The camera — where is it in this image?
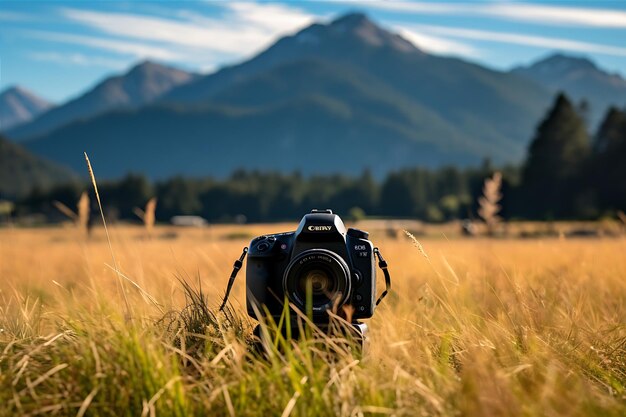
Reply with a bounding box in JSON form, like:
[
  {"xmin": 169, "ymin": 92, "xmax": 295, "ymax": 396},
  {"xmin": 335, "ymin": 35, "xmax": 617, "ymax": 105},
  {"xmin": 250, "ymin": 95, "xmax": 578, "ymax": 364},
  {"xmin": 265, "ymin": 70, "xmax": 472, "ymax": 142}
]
[{"xmin": 244, "ymin": 209, "xmax": 389, "ymax": 323}]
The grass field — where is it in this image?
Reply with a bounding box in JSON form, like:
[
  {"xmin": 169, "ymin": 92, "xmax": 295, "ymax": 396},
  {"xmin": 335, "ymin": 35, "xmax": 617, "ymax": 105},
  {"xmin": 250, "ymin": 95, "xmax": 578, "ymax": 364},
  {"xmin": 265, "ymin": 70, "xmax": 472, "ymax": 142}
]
[{"xmin": 0, "ymin": 224, "xmax": 625, "ymax": 416}]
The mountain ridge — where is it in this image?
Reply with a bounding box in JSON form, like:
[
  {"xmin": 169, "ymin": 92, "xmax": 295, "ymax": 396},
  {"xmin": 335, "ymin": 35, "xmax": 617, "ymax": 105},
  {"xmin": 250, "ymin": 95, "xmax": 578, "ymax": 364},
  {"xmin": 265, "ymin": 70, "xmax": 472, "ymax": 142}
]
[
  {"xmin": 7, "ymin": 61, "xmax": 199, "ymax": 141},
  {"xmin": 0, "ymin": 86, "xmax": 53, "ymax": 131},
  {"xmin": 512, "ymin": 53, "xmax": 626, "ymax": 126}
]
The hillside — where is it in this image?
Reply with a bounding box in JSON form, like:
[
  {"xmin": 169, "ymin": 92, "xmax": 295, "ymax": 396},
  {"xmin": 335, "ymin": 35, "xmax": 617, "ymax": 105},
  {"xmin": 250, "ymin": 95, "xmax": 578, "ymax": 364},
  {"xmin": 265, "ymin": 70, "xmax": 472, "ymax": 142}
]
[
  {"xmin": 0, "ymin": 86, "xmax": 53, "ymax": 131},
  {"xmin": 25, "ymin": 92, "xmax": 486, "ymax": 179},
  {"xmin": 0, "ymin": 135, "xmax": 77, "ymax": 198},
  {"xmin": 21, "ymin": 13, "xmax": 554, "ymax": 179},
  {"xmin": 8, "ymin": 61, "xmax": 198, "ymax": 141}
]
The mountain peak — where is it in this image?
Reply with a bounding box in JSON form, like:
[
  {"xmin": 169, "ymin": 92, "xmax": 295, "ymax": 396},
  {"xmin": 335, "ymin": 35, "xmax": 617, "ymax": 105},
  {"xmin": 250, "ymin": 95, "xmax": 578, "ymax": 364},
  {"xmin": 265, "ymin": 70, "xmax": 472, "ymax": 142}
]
[
  {"xmin": 2, "ymin": 85, "xmax": 24, "ymax": 95},
  {"xmin": 330, "ymin": 12, "xmax": 371, "ymax": 28},
  {"xmin": 7, "ymin": 61, "xmax": 197, "ymax": 140},
  {"xmin": 295, "ymin": 11, "xmax": 419, "ymax": 54},
  {"xmin": 131, "ymin": 59, "xmax": 160, "ymax": 70},
  {"xmin": 127, "ymin": 60, "xmax": 182, "ymax": 76},
  {"xmin": 512, "ymin": 52, "xmax": 626, "ymax": 128},
  {"xmin": 1, "ymin": 85, "xmax": 44, "ymax": 100},
  {"xmin": 533, "ymin": 53, "xmax": 597, "ymax": 72},
  {"xmin": 1, "ymin": 85, "xmax": 53, "ymax": 131}
]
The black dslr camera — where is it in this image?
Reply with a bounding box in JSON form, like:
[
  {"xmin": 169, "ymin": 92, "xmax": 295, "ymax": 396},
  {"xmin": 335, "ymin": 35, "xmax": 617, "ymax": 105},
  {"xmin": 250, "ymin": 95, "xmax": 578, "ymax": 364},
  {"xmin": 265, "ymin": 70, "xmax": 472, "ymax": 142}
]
[{"xmin": 220, "ymin": 209, "xmax": 391, "ymax": 332}]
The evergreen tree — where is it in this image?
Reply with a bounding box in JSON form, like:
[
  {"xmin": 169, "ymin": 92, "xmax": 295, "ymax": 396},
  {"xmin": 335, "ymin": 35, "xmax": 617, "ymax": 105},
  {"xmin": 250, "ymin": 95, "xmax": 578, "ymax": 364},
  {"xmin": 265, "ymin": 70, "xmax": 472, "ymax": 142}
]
[
  {"xmin": 379, "ymin": 173, "xmax": 413, "ymax": 217},
  {"xmin": 593, "ymin": 107, "xmax": 626, "ymax": 153},
  {"xmin": 101, "ymin": 174, "xmax": 153, "ymax": 219},
  {"xmin": 520, "ymin": 93, "xmax": 591, "ymax": 218},
  {"xmin": 592, "ymin": 107, "xmax": 626, "ymax": 211},
  {"xmin": 156, "ymin": 177, "xmax": 202, "ymax": 219}
]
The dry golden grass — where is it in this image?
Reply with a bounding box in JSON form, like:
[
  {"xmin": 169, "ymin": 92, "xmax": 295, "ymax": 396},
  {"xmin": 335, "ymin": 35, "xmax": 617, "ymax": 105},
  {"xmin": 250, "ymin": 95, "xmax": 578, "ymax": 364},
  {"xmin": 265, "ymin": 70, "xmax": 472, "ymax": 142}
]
[{"xmin": 0, "ymin": 224, "xmax": 624, "ymax": 416}]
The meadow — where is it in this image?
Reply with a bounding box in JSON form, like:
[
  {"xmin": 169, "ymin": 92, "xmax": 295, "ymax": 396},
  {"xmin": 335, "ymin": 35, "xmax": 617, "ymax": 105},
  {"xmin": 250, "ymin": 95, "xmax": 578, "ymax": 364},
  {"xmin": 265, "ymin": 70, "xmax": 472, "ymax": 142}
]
[{"xmin": 0, "ymin": 223, "xmax": 624, "ymax": 416}]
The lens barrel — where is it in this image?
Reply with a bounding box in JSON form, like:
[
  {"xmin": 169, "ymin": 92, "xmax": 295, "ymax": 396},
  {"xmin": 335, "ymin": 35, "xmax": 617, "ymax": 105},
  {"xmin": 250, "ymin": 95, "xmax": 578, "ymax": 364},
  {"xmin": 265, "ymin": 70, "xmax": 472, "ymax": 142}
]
[{"xmin": 283, "ymin": 249, "xmax": 351, "ymax": 313}]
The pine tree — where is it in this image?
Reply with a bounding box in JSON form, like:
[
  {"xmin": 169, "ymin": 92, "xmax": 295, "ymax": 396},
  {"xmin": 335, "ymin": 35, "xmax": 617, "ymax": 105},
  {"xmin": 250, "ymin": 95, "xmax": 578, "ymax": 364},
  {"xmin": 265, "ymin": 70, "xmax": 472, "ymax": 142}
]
[
  {"xmin": 592, "ymin": 107, "xmax": 626, "ymax": 211},
  {"xmin": 521, "ymin": 93, "xmax": 591, "ymax": 218},
  {"xmin": 379, "ymin": 173, "xmax": 413, "ymax": 217},
  {"xmin": 594, "ymin": 107, "xmax": 626, "ymax": 153}
]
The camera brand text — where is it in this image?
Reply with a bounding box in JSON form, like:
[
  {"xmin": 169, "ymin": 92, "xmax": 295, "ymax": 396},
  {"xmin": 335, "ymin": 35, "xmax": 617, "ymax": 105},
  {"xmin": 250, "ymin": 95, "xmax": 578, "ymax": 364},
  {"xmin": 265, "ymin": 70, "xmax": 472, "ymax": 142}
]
[{"xmin": 307, "ymin": 225, "xmax": 333, "ymax": 231}]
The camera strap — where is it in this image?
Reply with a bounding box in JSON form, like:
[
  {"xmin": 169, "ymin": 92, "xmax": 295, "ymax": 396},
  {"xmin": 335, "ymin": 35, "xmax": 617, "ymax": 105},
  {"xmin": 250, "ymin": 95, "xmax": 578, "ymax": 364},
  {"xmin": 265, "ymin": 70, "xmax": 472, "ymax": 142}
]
[
  {"xmin": 219, "ymin": 247, "xmax": 248, "ymax": 311},
  {"xmin": 374, "ymin": 247, "xmax": 391, "ymax": 306}
]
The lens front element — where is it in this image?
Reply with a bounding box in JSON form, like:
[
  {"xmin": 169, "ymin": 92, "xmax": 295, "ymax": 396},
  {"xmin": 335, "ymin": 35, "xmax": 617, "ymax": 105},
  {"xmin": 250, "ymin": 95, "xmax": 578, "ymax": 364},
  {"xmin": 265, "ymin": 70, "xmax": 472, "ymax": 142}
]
[
  {"xmin": 301, "ymin": 269, "xmax": 333, "ymax": 295},
  {"xmin": 284, "ymin": 249, "xmax": 351, "ymax": 313}
]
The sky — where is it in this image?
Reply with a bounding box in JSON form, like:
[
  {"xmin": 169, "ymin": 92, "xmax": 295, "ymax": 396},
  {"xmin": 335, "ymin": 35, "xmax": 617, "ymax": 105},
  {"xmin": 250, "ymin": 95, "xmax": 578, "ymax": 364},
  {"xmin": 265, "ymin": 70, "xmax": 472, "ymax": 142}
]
[{"xmin": 1, "ymin": 0, "xmax": 626, "ymax": 103}]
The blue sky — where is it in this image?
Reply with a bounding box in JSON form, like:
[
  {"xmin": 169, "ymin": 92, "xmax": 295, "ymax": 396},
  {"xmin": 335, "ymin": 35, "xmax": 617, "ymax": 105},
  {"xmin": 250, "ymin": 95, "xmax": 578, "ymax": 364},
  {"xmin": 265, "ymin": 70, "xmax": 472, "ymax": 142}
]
[{"xmin": 1, "ymin": 1, "xmax": 626, "ymax": 103}]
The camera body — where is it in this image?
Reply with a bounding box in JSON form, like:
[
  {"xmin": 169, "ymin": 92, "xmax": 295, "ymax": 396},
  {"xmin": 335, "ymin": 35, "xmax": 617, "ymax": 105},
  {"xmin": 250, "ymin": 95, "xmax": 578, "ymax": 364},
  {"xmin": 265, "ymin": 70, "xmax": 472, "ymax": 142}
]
[{"xmin": 246, "ymin": 209, "xmax": 376, "ymax": 322}]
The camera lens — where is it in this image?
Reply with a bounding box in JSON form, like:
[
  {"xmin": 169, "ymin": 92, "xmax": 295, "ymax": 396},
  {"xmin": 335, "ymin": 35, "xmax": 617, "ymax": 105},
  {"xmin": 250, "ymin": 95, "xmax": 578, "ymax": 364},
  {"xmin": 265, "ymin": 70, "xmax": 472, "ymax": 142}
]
[
  {"xmin": 300, "ymin": 269, "xmax": 333, "ymax": 295},
  {"xmin": 283, "ymin": 249, "xmax": 351, "ymax": 314}
]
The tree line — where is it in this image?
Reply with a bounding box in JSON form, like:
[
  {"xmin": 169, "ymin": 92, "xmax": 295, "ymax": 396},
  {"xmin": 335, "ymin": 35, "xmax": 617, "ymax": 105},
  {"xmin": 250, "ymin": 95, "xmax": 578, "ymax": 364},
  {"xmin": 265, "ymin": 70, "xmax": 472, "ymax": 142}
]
[{"xmin": 12, "ymin": 93, "xmax": 626, "ymax": 223}]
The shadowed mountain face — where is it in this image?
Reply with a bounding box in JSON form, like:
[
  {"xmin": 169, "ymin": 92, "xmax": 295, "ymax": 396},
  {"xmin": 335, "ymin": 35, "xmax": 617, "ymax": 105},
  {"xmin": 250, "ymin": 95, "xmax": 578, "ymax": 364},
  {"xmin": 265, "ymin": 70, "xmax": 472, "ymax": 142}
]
[
  {"xmin": 0, "ymin": 86, "xmax": 53, "ymax": 131},
  {"xmin": 7, "ymin": 61, "xmax": 198, "ymax": 141},
  {"xmin": 512, "ymin": 53, "xmax": 626, "ymax": 127},
  {"xmin": 22, "ymin": 13, "xmax": 554, "ymax": 179},
  {"xmin": 0, "ymin": 135, "xmax": 77, "ymax": 198}
]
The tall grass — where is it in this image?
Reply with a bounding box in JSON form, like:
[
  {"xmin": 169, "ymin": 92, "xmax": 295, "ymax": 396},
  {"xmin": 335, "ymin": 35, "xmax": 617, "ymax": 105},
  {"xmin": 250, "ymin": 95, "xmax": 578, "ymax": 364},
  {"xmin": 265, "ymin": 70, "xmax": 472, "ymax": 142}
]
[{"xmin": 0, "ymin": 226, "xmax": 624, "ymax": 416}]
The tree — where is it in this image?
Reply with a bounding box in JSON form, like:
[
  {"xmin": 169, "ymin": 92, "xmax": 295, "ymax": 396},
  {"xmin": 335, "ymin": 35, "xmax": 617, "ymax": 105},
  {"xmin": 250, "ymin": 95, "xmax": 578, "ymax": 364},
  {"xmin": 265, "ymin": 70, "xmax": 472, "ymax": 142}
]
[
  {"xmin": 593, "ymin": 107, "xmax": 626, "ymax": 154},
  {"xmin": 520, "ymin": 93, "xmax": 591, "ymax": 218},
  {"xmin": 379, "ymin": 173, "xmax": 413, "ymax": 217},
  {"xmin": 101, "ymin": 174, "xmax": 153, "ymax": 219},
  {"xmin": 592, "ymin": 107, "xmax": 626, "ymax": 211},
  {"xmin": 156, "ymin": 177, "xmax": 202, "ymax": 219}
]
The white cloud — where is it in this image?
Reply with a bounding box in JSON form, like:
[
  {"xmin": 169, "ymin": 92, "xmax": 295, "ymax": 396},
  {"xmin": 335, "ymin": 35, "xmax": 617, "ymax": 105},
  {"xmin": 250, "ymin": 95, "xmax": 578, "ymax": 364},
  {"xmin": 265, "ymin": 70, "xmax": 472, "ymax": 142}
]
[
  {"xmin": 407, "ymin": 24, "xmax": 626, "ymax": 57},
  {"xmin": 481, "ymin": 3, "xmax": 626, "ymax": 28},
  {"xmin": 223, "ymin": 2, "xmax": 317, "ymax": 33},
  {"xmin": 395, "ymin": 27, "xmax": 482, "ymax": 58},
  {"xmin": 58, "ymin": 2, "xmax": 317, "ymax": 58},
  {"xmin": 28, "ymin": 52, "xmax": 127, "ymax": 69},
  {"xmin": 358, "ymin": 1, "xmax": 626, "ymax": 28},
  {"xmin": 26, "ymin": 30, "xmax": 181, "ymax": 60}
]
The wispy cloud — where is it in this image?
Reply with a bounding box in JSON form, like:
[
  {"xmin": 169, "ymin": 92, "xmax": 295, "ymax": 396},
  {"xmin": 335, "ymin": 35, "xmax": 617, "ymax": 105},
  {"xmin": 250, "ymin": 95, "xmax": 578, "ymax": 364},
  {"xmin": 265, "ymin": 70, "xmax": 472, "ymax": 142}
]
[
  {"xmin": 360, "ymin": 1, "xmax": 626, "ymax": 28},
  {"xmin": 25, "ymin": 30, "xmax": 181, "ymax": 60},
  {"xmin": 480, "ymin": 3, "xmax": 626, "ymax": 28},
  {"xmin": 395, "ymin": 28, "xmax": 481, "ymax": 58},
  {"xmin": 406, "ymin": 24, "xmax": 626, "ymax": 57},
  {"xmin": 57, "ymin": 2, "xmax": 317, "ymax": 60},
  {"xmin": 28, "ymin": 52, "xmax": 127, "ymax": 69},
  {"xmin": 222, "ymin": 2, "xmax": 317, "ymax": 33}
]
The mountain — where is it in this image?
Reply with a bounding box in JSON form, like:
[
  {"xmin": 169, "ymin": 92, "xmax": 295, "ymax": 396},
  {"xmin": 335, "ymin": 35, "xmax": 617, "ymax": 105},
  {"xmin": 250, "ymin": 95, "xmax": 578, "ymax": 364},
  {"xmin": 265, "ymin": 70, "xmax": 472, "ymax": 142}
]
[
  {"xmin": 164, "ymin": 13, "xmax": 420, "ymax": 103},
  {"xmin": 163, "ymin": 12, "xmax": 551, "ymax": 154},
  {"xmin": 0, "ymin": 86, "xmax": 53, "ymax": 131},
  {"xmin": 512, "ymin": 53, "xmax": 626, "ymax": 126},
  {"xmin": 7, "ymin": 61, "xmax": 198, "ymax": 141},
  {"xmin": 0, "ymin": 135, "xmax": 77, "ymax": 198},
  {"xmin": 24, "ymin": 60, "xmax": 500, "ymax": 179},
  {"xmin": 22, "ymin": 13, "xmax": 553, "ymax": 179}
]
